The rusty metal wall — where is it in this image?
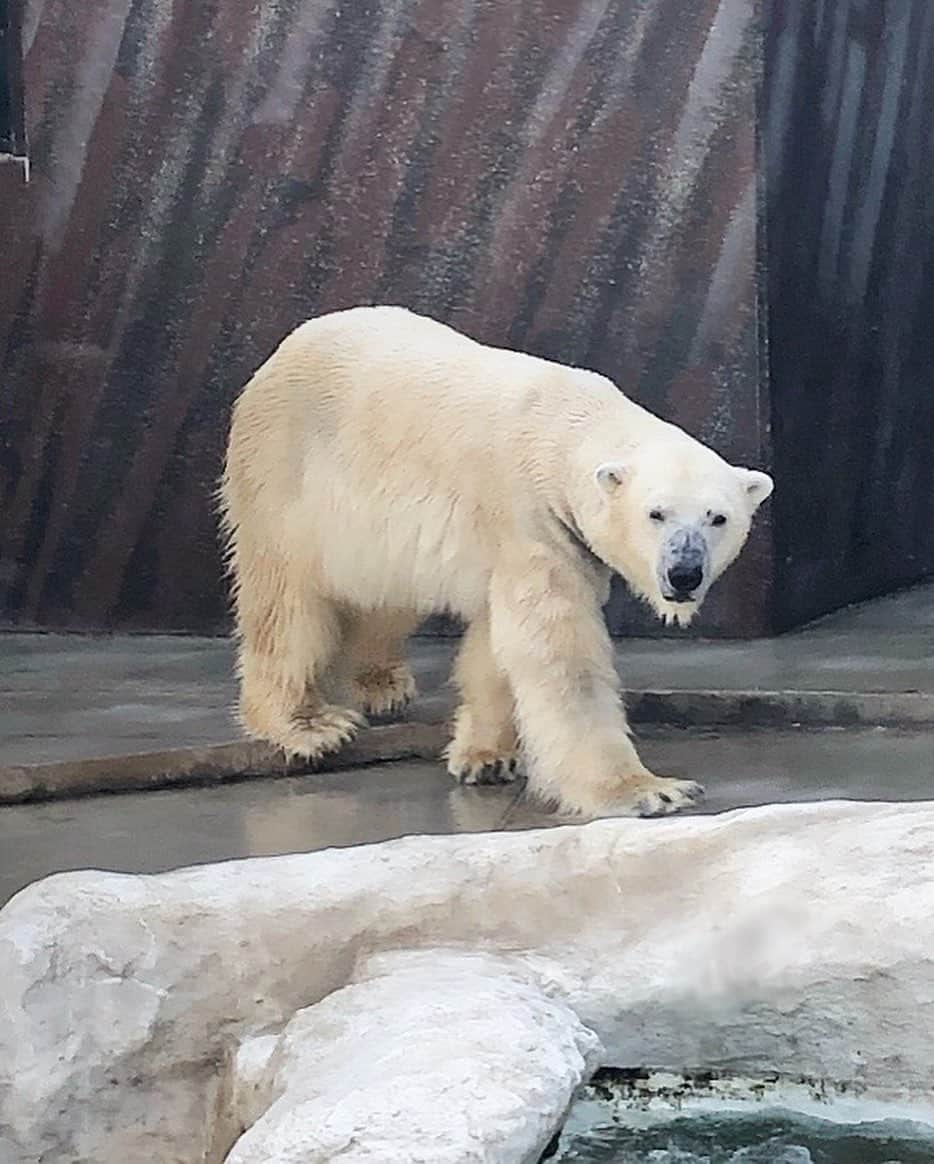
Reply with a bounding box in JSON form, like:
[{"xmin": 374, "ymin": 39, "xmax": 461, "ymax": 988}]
[
  {"xmin": 764, "ymin": 0, "xmax": 934, "ymax": 628},
  {"xmin": 0, "ymin": 0, "xmax": 768, "ymax": 634}
]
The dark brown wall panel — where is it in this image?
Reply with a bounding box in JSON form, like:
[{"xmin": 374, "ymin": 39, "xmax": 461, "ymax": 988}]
[
  {"xmin": 0, "ymin": 0, "xmax": 27, "ymax": 157},
  {"xmin": 0, "ymin": 0, "xmax": 768, "ymax": 634},
  {"xmin": 764, "ymin": 0, "xmax": 934, "ymax": 628}
]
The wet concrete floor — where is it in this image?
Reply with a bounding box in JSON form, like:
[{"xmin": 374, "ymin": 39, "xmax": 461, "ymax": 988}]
[
  {"xmin": 2, "ymin": 724, "xmax": 931, "ymax": 906},
  {"xmin": 2, "ymin": 584, "xmax": 932, "ymax": 905}
]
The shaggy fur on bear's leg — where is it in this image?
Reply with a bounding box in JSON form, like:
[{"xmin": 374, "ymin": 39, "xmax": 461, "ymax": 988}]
[
  {"xmin": 232, "ymin": 543, "xmax": 363, "ymax": 760},
  {"xmin": 346, "ymin": 608, "xmax": 418, "ymax": 718},
  {"xmin": 445, "ymin": 616, "xmax": 520, "ymax": 786},
  {"xmin": 489, "ymin": 547, "xmax": 704, "ymax": 818}
]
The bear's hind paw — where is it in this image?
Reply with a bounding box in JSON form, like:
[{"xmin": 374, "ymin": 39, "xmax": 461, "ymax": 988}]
[
  {"xmin": 281, "ymin": 705, "xmax": 365, "ymax": 761},
  {"xmin": 353, "ymin": 663, "xmax": 417, "ymax": 719}
]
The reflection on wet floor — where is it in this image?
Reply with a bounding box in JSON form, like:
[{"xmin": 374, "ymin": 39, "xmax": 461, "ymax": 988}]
[{"xmin": 2, "ymin": 725, "xmax": 932, "ymax": 906}]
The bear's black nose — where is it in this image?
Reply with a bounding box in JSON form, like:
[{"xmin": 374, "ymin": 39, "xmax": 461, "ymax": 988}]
[{"xmin": 667, "ymin": 564, "xmax": 703, "ymax": 596}]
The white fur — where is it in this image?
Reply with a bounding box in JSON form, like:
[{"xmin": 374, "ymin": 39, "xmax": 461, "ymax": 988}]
[{"xmin": 220, "ymin": 306, "xmax": 772, "ymax": 817}]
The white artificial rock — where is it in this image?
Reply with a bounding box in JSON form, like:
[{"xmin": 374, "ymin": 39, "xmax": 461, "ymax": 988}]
[
  {"xmin": 0, "ymin": 801, "xmax": 933, "ymax": 1163},
  {"xmin": 225, "ymin": 949, "xmax": 602, "ymax": 1163}
]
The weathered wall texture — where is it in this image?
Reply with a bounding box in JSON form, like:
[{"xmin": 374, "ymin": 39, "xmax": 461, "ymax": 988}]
[
  {"xmin": 764, "ymin": 0, "xmax": 934, "ymax": 628},
  {"xmin": 0, "ymin": 0, "xmax": 26, "ymax": 156},
  {"xmin": 0, "ymin": 0, "xmax": 765, "ymax": 634}
]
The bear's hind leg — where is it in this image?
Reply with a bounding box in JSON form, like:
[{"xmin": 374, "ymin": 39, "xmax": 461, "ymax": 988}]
[
  {"xmin": 234, "ymin": 550, "xmax": 363, "ymax": 760},
  {"xmin": 346, "ymin": 608, "xmax": 419, "ymax": 719},
  {"xmin": 445, "ymin": 616, "xmax": 521, "ymax": 786}
]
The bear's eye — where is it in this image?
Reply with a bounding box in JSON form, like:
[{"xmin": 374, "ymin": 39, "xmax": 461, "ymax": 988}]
[
  {"xmin": 711, "ymin": 513, "xmax": 728, "ymax": 527},
  {"xmin": 649, "ymin": 509, "xmax": 665, "ymax": 523}
]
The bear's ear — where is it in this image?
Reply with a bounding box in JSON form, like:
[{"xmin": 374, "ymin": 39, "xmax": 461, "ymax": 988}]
[
  {"xmin": 594, "ymin": 462, "xmax": 627, "ymax": 495},
  {"xmin": 736, "ymin": 468, "xmax": 774, "ymax": 511}
]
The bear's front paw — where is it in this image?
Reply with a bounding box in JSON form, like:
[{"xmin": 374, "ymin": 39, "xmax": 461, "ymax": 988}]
[
  {"xmin": 352, "ymin": 663, "xmax": 417, "ymax": 719},
  {"xmin": 445, "ymin": 743, "xmax": 522, "ymax": 786},
  {"xmin": 610, "ymin": 773, "xmax": 704, "ymax": 818}
]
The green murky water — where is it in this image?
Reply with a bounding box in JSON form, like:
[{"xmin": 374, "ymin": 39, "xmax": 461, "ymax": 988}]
[{"xmin": 548, "ymin": 1108, "xmax": 934, "ymax": 1163}]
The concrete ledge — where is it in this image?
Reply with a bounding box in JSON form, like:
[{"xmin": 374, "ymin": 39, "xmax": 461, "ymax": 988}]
[
  {"xmin": 0, "ymin": 721, "xmax": 445, "ymax": 806},
  {"xmin": 626, "ymin": 687, "xmax": 934, "ymax": 730},
  {"xmin": 3, "ymin": 687, "xmax": 932, "ymax": 806}
]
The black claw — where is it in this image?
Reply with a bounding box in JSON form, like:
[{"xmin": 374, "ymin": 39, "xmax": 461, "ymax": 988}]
[
  {"xmin": 659, "ymin": 792, "xmax": 672, "ymax": 805},
  {"xmin": 468, "ymin": 758, "xmax": 517, "ymax": 786}
]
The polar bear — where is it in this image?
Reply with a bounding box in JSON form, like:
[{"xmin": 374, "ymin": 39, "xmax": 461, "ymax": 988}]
[{"xmin": 220, "ymin": 306, "xmax": 772, "ymax": 817}]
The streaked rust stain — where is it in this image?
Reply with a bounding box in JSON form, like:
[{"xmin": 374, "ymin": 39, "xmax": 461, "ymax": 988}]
[{"xmin": 1, "ymin": 0, "xmax": 766, "ymax": 634}]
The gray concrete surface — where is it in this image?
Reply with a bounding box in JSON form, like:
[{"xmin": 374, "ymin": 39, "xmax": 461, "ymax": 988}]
[
  {"xmin": 3, "ymin": 584, "xmax": 933, "ymax": 768},
  {"xmin": 1, "ymin": 586, "xmax": 932, "ymax": 904},
  {"xmin": 1, "ymin": 724, "xmax": 932, "ymax": 906}
]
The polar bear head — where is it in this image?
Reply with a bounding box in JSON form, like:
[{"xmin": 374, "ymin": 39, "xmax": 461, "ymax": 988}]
[{"xmin": 582, "ymin": 439, "xmax": 773, "ymax": 626}]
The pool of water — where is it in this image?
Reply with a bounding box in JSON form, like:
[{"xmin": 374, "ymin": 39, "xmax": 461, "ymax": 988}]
[
  {"xmin": 545, "ymin": 1073, "xmax": 934, "ymax": 1164},
  {"xmin": 549, "ymin": 1108, "xmax": 934, "ymax": 1162}
]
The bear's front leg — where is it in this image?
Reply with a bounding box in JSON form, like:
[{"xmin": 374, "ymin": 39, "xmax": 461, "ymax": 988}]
[{"xmin": 489, "ymin": 549, "xmax": 704, "ymax": 818}]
